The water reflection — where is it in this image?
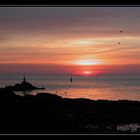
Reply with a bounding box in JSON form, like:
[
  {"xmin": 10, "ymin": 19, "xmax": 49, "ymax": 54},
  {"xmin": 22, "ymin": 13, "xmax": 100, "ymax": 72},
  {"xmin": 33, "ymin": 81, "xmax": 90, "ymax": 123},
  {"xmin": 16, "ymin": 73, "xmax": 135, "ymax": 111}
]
[{"xmin": 3, "ymin": 75, "xmax": 140, "ymax": 101}]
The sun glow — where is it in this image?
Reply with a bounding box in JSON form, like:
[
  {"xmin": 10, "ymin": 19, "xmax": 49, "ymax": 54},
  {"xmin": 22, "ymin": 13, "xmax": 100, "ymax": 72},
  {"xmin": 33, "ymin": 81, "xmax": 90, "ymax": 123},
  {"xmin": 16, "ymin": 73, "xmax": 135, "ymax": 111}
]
[
  {"xmin": 72, "ymin": 40, "xmax": 95, "ymax": 45},
  {"xmin": 75, "ymin": 59, "xmax": 101, "ymax": 66}
]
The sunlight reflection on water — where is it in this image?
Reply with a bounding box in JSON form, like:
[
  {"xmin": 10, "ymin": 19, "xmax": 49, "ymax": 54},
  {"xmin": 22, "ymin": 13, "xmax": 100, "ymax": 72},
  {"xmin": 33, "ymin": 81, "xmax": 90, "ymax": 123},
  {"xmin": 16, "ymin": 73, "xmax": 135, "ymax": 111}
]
[{"xmin": 1, "ymin": 75, "xmax": 140, "ymax": 101}]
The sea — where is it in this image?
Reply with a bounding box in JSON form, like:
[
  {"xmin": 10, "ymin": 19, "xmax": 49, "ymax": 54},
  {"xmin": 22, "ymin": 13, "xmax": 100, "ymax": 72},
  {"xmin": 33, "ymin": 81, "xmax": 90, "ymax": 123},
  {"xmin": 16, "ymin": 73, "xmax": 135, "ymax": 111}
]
[{"xmin": 0, "ymin": 75, "xmax": 140, "ymax": 101}]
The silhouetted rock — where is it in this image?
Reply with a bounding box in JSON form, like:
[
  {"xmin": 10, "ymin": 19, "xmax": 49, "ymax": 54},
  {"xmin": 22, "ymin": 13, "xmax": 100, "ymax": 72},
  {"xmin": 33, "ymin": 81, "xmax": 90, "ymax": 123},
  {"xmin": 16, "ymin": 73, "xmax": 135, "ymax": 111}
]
[
  {"xmin": 5, "ymin": 76, "xmax": 45, "ymax": 92},
  {"xmin": 0, "ymin": 87, "xmax": 140, "ymax": 134},
  {"xmin": 35, "ymin": 92, "xmax": 61, "ymax": 101},
  {"xmin": 13, "ymin": 80, "xmax": 43, "ymax": 91},
  {"xmin": 0, "ymin": 87, "xmax": 16, "ymax": 98}
]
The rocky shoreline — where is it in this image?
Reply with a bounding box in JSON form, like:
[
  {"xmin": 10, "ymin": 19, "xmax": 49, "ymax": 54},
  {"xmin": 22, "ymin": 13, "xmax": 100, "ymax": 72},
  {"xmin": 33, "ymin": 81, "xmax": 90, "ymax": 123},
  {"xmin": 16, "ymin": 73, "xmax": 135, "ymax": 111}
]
[{"xmin": 0, "ymin": 86, "xmax": 140, "ymax": 134}]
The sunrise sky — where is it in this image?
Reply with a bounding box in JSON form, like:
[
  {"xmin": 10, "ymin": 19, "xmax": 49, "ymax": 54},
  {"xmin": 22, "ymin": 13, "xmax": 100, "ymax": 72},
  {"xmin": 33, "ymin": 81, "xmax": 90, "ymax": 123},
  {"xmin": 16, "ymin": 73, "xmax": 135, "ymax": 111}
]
[{"xmin": 0, "ymin": 7, "xmax": 140, "ymax": 76}]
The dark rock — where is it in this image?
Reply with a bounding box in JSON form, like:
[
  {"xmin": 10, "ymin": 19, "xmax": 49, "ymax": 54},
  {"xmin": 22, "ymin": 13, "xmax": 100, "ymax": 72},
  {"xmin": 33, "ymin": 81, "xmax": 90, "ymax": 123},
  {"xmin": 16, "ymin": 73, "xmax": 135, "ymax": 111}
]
[
  {"xmin": 0, "ymin": 86, "xmax": 140, "ymax": 134},
  {"xmin": 5, "ymin": 76, "xmax": 45, "ymax": 92}
]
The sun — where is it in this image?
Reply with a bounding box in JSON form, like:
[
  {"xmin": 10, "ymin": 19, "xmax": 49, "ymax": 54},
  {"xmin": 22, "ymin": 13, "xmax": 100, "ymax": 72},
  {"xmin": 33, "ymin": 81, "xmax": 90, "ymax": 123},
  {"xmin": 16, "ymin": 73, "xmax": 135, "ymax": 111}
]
[
  {"xmin": 75, "ymin": 59, "xmax": 101, "ymax": 66},
  {"xmin": 84, "ymin": 71, "xmax": 91, "ymax": 74},
  {"xmin": 83, "ymin": 71, "xmax": 92, "ymax": 76},
  {"xmin": 71, "ymin": 59, "xmax": 102, "ymax": 76},
  {"xmin": 73, "ymin": 69, "xmax": 99, "ymax": 76}
]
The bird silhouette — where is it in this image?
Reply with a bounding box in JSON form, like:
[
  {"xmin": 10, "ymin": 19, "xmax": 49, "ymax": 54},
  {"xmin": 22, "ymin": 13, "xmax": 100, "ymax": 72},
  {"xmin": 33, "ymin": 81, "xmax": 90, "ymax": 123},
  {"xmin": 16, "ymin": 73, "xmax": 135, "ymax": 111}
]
[{"xmin": 117, "ymin": 30, "xmax": 123, "ymax": 45}]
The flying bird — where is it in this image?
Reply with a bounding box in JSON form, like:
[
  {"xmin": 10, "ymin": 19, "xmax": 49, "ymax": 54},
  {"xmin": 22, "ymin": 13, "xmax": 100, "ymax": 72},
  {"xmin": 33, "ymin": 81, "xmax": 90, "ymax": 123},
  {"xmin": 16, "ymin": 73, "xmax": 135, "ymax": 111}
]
[{"xmin": 117, "ymin": 30, "xmax": 123, "ymax": 45}]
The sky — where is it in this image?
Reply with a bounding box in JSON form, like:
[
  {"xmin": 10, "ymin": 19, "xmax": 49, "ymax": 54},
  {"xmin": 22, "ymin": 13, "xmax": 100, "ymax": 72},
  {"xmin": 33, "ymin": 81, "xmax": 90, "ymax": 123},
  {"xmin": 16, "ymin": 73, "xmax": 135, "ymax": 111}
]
[{"xmin": 0, "ymin": 7, "xmax": 140, "ymax": 76}]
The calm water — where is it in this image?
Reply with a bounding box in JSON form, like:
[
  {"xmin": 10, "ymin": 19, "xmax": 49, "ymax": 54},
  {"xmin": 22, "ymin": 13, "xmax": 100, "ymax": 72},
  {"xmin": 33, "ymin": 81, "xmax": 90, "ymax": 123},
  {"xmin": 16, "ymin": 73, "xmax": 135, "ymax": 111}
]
[{"xmin": 0, "ymin": 75, "xmax": 140, "ymax": 101}]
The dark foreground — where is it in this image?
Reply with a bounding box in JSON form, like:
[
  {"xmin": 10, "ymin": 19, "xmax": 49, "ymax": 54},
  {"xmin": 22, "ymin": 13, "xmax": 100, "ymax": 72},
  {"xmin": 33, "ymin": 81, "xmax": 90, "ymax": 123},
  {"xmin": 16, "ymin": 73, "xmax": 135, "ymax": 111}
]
[{"xmin": 0, "ymin": 87, "xmax": 140, "ymax": 134}]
